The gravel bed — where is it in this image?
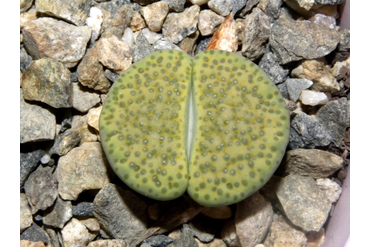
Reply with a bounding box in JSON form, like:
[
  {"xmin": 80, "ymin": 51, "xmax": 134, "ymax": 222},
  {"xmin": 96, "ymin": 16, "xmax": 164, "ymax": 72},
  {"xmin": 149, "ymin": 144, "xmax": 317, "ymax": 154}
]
[{"xmin": 20, "ymin": 0, "xmax": 350, "ymax": 247}]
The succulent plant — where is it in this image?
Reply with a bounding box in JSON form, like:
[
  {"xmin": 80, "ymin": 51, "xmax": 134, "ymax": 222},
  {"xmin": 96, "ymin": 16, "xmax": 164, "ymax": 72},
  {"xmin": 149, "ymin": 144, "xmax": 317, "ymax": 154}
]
[{"xmin": 99, "ymin": 49, "xmax": 290, "ymax": 207}]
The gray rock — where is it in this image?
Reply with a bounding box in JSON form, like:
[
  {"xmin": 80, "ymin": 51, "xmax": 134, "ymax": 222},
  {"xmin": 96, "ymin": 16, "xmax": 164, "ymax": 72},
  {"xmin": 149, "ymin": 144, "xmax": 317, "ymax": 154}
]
[
  {"xmin": 71, "ymin": 82, "xmax": 101, "ymax": 113},
  {"xmin": 55, "ymin": 142, "xmax": 110, "ymax": 200},
  {"xmin": 35, "ymin": 0, "xmax": 94, "ymax": 26},
  {"xmin": 20, "ymin": 90, "xmax": 56, "ymax": 143},
  {"xmin": 258, "ymin": 48, "xmax": 290, "ymax": 84},
  {"xmin": 43, "ymin": 197, "xmax": 72, "ymax": 229},
  {"xmin": 73, "ymin": 202, "xmax": 95, "ymax": 217},
  {"xmin": 279, "ymin": 148, "xmax": 344, "ymax": 178},
  {"xmin": 208, "ymin": 0, "xmax": 233, "ymax": 16},
  {"xmin": 232, "ymin": 0, "xmax": 248, "ymax": 15},
  {"xmin": 263, "ymin": 214, "xmax": 307, "ymax": 247},
  {"xmin": 20, "ymin": 149, "xmax": 45, "ymax": 188},
  {"xmin": 285, "ymin": 78, "xmax": 313, "ymax": 102},
  {"xmin": 143, "ymin": 235, "xmax": 174, "ymax": 247},
  {"xmin": 71, "ymin": 115, "xmax": 98, "ymax": 144},
  {"xmin": 276, "ymin": 82, "xmax": 289, "ymax": 100},
  {"xmin": 20, "ymin": 223, "xmax": 51, "ymax": 245},
  {"xmin": 338, "ymin": 28, "xmax": 350, "ymax": 52},
  {"xmin": 21, "ymin": 58, "xmax": 72, "ymax": 108},
  {"xmin": 168, "ymin": 224, "xmax": 199, "ymax": 247},
  {"xmin": 153, "ymin": 39, "xmax": 182, "ymax": 51},
  {"xmin": 105, "ymin": 69, "xmax": 120, "ymax": 83},
  {"xmin": 235, "ymin": 192, "xmax": 274, "ymax": 247},
  {"xmin": 163, "ymin": 0, "xmax": 186, "ymax": 12},
  {"xmin": 20, "ymin": 47, "xmax": 33, "ymax": 73},
  {"xmin": 198, "ymin": 10, "xmax": 225, "ymax": 36},
  {"xmin": 276, "ymin": 174, "xmax": 332, "ymax": 232},
  {"xmin": 195, "ymin": 37, "xmax": 212, "ymax": 55},
  {"xmin": 22, "ymin": 17, "xmax": 91, "ymax": 68},
  {"xmin": 258, "ymin": 0, "xmax": 284, "ymax": 19},
  {"xmin": 289, "ymin": 111, "xmax": 331, "ymax": 149},
  {"xmin": 316, "ymin": 98, "xmax": 350, "ymax": 146},
  {"xmin": 270, "ymin": 16, "xmax": 341, "ymax": 64},
  {"xmin": 93, "ymin": 184, "xmax": 149, "ymax": 245},
  {"xmin": 241, "ymin": 7, "xmax": 271, "ymax": 61},
  {"xmin": 189, "ymin": 216, "xmax": 216, "ymax": 242},
  {"xmin": 162, "ymin": 5, "xmax": 200, "ymax": 44},
  {"xmin": 241, "ymin": 0, "xmax": 260, "ymax": 15},
  {"xmin": 221, "ymin": 220, "xmax": 240, "ymax": 247},
  {"xmin": 45, "ymin": 228, "xmax": 61, "ymax": 247},
  {"xmin": 133, "ymin": 30, "xmax": 155, "ymax": 63},
  {"xmin": 20, "ymin": 193, "xmax": 33, "ymax": 232},
  {"xmin": 77, "ymin": 46, "xmax": 112, "ymax": 93},
  {"xmin": 316, "ymin": 178, "xmax": 342, "ymax": 203},
  {"xmin": 309, "ymin": 13, "xmax": 336, "ymax": 28},
  {"xmin": 49, "ymin": 128, "xmax": 81, "ymax": 156},
  {"xmin": 24, "ymin": 165, "xmax": 58, "ymax": 214}
]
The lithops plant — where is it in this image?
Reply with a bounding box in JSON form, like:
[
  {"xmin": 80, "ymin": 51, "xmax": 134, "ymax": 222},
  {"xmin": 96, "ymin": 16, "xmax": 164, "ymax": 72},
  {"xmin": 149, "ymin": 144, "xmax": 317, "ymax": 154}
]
[{"xmin": 99, "ymin": 49, "xmax": 290, "ymax": 207}]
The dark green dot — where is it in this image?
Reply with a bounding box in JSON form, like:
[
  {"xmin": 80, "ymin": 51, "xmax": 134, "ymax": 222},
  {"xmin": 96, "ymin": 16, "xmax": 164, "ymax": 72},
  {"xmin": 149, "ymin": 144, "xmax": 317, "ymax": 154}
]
[
  {"xmin": 217, "ymin": 189, "xmax": 223, "ymax": 196},
  {"xmin": 199, "ymin": 182, "xmax": 205, "ymax": 189},
  {"xmin": 249, "ymin": 171, "xmax": 255, "ymax": 178}
]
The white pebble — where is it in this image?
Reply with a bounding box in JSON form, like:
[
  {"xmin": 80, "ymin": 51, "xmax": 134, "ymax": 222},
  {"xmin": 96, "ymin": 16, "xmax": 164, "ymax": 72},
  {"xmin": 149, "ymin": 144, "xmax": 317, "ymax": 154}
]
[
  {"xmin": 86, "ymin": 7, "xmax": 103, "ymax": 41},
  {"xmin": 141, "ymin": 28, "xmax": 162, "ymax": 44},
  {"xmin": 316, "ymin": 178, "xmax": 342, "ymax": 203},
  {"xmin": 40, "ymin": 154, "xmax": 50, "ymax": 164},
  {"xmin": 122, "ymin": 27, "xmax": 135, "ymax": 47},
  {"xmin": 299, "ymin": 90, "xmax": 328, "ymax": 106}
]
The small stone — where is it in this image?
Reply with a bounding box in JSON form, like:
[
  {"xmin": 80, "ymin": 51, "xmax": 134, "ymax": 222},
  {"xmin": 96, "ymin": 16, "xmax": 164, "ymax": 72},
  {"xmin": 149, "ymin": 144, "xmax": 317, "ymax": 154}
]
[
  {"xmin": 276, "ymin": 174, "xmax": 332, "ymax": 231},
  {"xmin": 72, "ymin": 82, "xmax": 101, "ymax": 113},
  {"xmin": 291, "ymin": 59, "xmax": 340, "ymax": 92},
  {"xmin": 24, "ymin": 165, "xmax": 58, "ymax": 214},
  {"xmin": 130, "ymin": 11, "xmax": 146, "ymax": 32},
  {"xmin": 285, "ymin": 78, "xmax": 313, "ymax": 102},
  {"xmin": 21, "ymin": 58, "xmax": 72, "ymax": 108},
  {"xmin": 315, "ymin": 0, "xmax": 345, "ymax": 4},
  {"xmin": 195, "ymin": 37, "xmax": 212, "ymax": 54},
  {"xmin": 232, "ymin": 0, "xmax": 248, "ymax": 15},
  {"xmin": 20, "ymin": 224, "xmax": 51, "ymax": 245},
  {"xmin": 143, "ymin": 235, "xmax": 174, "ymax": 246},
  {"xmin": 22, "ymin": 17, "xmax": 91, "ymax": 68},
  {"xmin": 241, "ymin": 0, "xmax": 260, "ymax": 15},
  {"xmin": 221, "ymin": 220, "xmax": 240, "ymax": 247},
  {"xmin": 208, "ymin": 0, "xmax": 233, "ymax": 16},
  {"xmin": 179, "ymin": 31, "xmax": 199, "ymax": 54},
  {"xmin": 168, "ymin": 224, "xmax": 199, "ymax": 247},
  {"xmin": 195, "ymin": 238, "xmax": 227, "ymax": 247},
  {"xmin": 93, "ymin": 184, "xmax": 149, "ymax": 245},
  {"xmin": 189, "ymin": 216, "xmax": 217, "ymax": 242},
  {"xmin": 20, "ymin": 193, "xmax": 33, "ymax": 232},
  {"xmin": 162, "ymin": 5, "xmax": 200, "ymax": 44},
  {"xmin": 61, "ymin": 218, "xmax": 92, "ymax": 247},
  {"xmin": 153, "ymin": 38, "xmax": 182, "ymax": 51},
  {"xmin": 279, "ymin": 148, "xmax": 343, "ymax": 178},
  {"xmin": 49, "ymin": 128, "xmax": 81, "ymax": 157},
  {"xmin": 316, "ymin": 178, "xmax": 342, "ymax": 203},
  {"xmin": 20, "ymin": 47, "xmax": 33, "ymax": 73},
  {"xmin": 258, "ymin": 49, "xmax": 290, "ymax": 84},
  {"xmin": 263, "ymin": 214, "xmax": 307, "ymax": 247},
  {"xmin": 43, "ymin": 197, "xmax": 72, "ymax": 229},
  {"xmin": 105, "ymin": 69, "xmax": 120, "ymax": 83},
  {"xmin": 35, "ymin": 0, "xmax": 93, "ymax": 26},
  {"xmin": 20, "ymin": 0, "xmax": 33, "ymax": 13},
  {"xmin": 20, "ymin": 240, "xmax": 47, "ymax": 247},
  {"xmin": 198, "ymin": 10, "xmax": 225, "ymax": 36},
  {"xmin": 133, "ymin": 30, "xmax": 155, "ymax": 62},
  {"xmin": 299, "ymin": 90, "xmax": 329, "ymax": 106},
  {"xmin": 73, "ymin": 202, "xmax": 94, "ymax": 217},
  {"xmin": 88, "ymin": 239, "xmax": 128, "ymax": 247},
  {"xmin": 122, "ymin": 27, "xmax": 136, "ymax": 47},
  {"xmin": 86, "ymin": 7, "xmax": 104, "ymax": 42},
  {"xmin": 289, "ymin": 111, "xmax": 331, "ymax": 149},
  {"xmin": 87, "ymin": 106, "xmax": 102, "ymax": 131},
  {"xmin": 309, "ymin": 13, "xmax": 336, "ymax": 28},
  {"xmin": 55, "ymin": 142, "xmax": 110, "ymax": 200},
  {"xmin": 257, "ymin": 0, "xmax": 284, "ymax": 19},
  {"xmin": 206, "ymin": 13, "xmax": 238, "ymax": 52},
  {"xmin": 306, "ymin": 228, "xmax": 325, "ymax": 247},
  {"xmin": 96, "ymin": 36, "xmax": 133, "ymax": 73},
  {"xmin": 270, "ymin": 16, "xmax": 340, "ymax": 64},
  {"xmin": 77, "ymin": 43, "xmax": 111, "ymax": 93},
  {"xmin": 71, "ymin": 115, "xmax": 98, "ymax": 143},
  {"xmin": 140, "ymin": 1, "xmax": 169, "ymax": 32},
  {"xmin": 80, "ymin": 218, "xmax": 100, "ymax": 232},
  {"xmin": 276, "ymin": 82, "xmax": 289, "ymax": 100},
  {"xmin": 331, "ymin": 59, "xmax": 350, "ymax": 80},
  {"xmin": 20, "ymin": 149, "xmax": 45, "ymax": 188},
  {"xmin": 141, "ymin": 28, "xmax": 163, "ymax": 44},
  {"xmin": 338, "ymin": 28, "xmax": 350, "ymax": 52},
  {"xmin": 241, "ymin": 7, "xmax": 271, "ymax": 61},
  {"xmin": 163, "ymin": 0, "xmax": 186, "ymax": 12},
  {"xmin": 316, "ymin": 97, "xmax": 350, "ymax": 146},
  {"xmin": 235, "ymin": 192, "xmax": 274, "ymax": 247}
]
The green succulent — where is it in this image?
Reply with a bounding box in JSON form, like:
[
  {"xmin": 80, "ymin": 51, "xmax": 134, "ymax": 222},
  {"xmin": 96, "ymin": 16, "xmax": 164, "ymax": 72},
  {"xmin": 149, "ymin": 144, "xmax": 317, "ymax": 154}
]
[{"xmin": 99, "ymin": 49, "xmax": 290, "ymax": 207}]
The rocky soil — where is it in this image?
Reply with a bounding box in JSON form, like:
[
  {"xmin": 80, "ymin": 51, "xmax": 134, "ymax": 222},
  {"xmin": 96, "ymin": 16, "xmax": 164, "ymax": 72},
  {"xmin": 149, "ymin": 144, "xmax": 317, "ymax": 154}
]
[{"xmin": 20, "ymin": 0, "xmax": 350, "ymax": 246}]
